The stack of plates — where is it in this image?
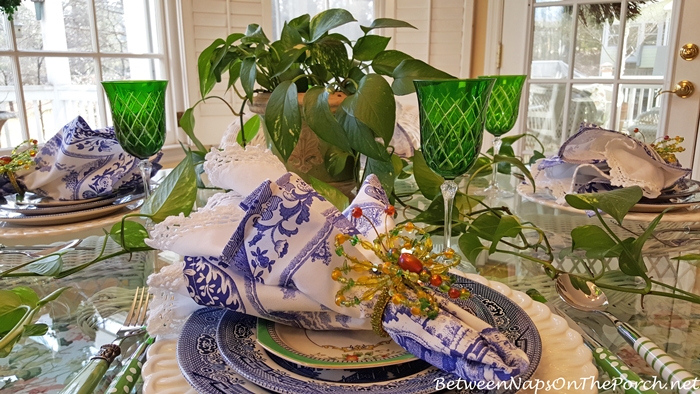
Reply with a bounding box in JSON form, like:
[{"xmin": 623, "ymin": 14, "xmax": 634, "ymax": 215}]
[
  {"xmin": 518, "ymin": 178, "xmax": 700, "ymax": 214},
  {"xmin": 176, "ymin": 278, "xmax": 543, "ymax": 394},
  {"xmin": 0, "ymin": 190, "xmax": 143, "ymax": 226}
]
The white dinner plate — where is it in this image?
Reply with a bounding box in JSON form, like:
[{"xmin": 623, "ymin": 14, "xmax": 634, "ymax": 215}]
[
  {"xmin": 0, "ymin": 194, "xmax": 143, "ymax": 226},
  {"xmin": 1, "ymin": 194, "xmax": 119, "ymax": 215},
  {"xmin": 10, "ymin": 192, "xmax": 109, "ymax": 207}
]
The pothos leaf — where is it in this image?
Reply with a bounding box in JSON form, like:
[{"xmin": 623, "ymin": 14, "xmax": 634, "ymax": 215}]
[
  {"xmin": 412, "ymin": 150, "xmax": 443, "ymax": 200},
  {"xmin": 110, "ymin": 221, "xmax": 151, "ymax": 251},
  {"xmin": 565, "ymin": 186, "xmax": 643, "ymax": 225},
  {"xmin": 489, "ymin": 215, "xmax": 522, "ymax": 254},
  {"xmin": 21, "ymin": 323, "xmax": 48, "ymax": 338},
  {"xmin": 458, "ymin": 232, "xmax": 485, "ymax": 265},
  {"xmin": 237, "ymin": 114, "xmax": 261, "ymax": 147},
  {"xmin": 309, "ymin": 176, "xmax": 349, "ymax": 211},
  {"xmin": 141, "ymin": 152, "xmax": 197, "ymax": 223},
  {"xmin": 26, "ymin": 254, "xmax": 63, "ymax": 277},
  {"xmin": 264, "ymin": 80, "xmax": 301, "ymax": 161}
]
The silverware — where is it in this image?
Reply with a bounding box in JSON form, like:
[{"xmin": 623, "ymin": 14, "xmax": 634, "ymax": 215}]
[
  {"xmin": 556, "ymin": 273, "xmax": 699, "ymax": 394},
  {"xmin": 59, "ymin": 287, "xmax": 150, "ymax": 394},
  {"xmin": 548, "ymin": 304, "xmax": 657, "ymax": 394},
  {"xmin": 0, "ymin": 239, "xmax": 87, "ymax": 258}
]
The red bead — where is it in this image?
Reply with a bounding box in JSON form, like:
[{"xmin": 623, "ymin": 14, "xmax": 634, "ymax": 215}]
[
  {"xmin": 31, "ymin": 139, "xmax": 37, "ymax": 144},
  {"xmin": 384, "ymin": 205, "xmax": 396, "ymax": 216},
  {"xmin": 664, "ymin": 135, "xmax": 670, "ymax": 140},
  {"xmin": 448, "ymin": 288, "xmax": 461, "ymax": 299},
  {"xmin": 430, "ymin": 274, "xmax": 442, "ymax": 286},
  {"xmin": 351, "ymin": 207, "xmax": 363, "ymax": 218},
  {"xmin": 0, "ymin": 156, "xmax": 11, "ymax": 165},
  {"xmin": 398, "ymin": 253, "xmax": 423, "ymax": 273}
]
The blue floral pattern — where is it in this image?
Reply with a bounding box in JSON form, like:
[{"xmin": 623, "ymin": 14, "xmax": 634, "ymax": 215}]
[{"xmin": 0, "ymin": 116, "xmax": 161, "ymax": 200}]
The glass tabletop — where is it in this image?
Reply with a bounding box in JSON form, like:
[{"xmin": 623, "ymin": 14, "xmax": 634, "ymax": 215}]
[{"xmin": 0, "ymin": 235, "xmax": 154, "ymax": 393}]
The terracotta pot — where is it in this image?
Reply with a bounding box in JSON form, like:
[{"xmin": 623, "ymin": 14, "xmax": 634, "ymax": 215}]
[{"xmin": 249, "ymin": 92, "xmax": 356, "ymax": 197}]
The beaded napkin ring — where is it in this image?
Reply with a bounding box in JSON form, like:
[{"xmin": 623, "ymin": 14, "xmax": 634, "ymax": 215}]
[
  {"xmin": 0, "ymin": 139, "xmax": 38, "ymax": 195},
  {"xmin": 332, "ymin": 205, "xmax": 470, "ymax": 337}
]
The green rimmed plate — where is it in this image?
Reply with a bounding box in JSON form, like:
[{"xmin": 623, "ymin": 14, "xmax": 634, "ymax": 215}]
[{"xmin": 255, "ymin": 319, "xmax": 417, "ymax": 369}]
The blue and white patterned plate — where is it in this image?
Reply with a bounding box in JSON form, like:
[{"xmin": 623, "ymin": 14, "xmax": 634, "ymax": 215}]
[
  {"xmin": 216, "ymin": 278, "xmax": 542, "ymax": 394},
  {"xmin": 177, "ymin": 308, "xmax": 272, "ymax": 394}
]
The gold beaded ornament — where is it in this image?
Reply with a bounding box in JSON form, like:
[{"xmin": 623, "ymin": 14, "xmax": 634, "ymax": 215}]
[
  {"xmin": 633, "ymin": 128, "xmax": 685, "ymax": 164},
  {"xmin": 0, "ymin": 139, "xmax": 38, "ymax": 195},
  {"xmin": 332, "ymin": 205, "xmax": 470, "ymax": 336}
]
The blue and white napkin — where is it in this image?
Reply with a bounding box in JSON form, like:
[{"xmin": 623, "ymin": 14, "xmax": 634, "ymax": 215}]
[
  {"xmin": 0, "ymin": 116, "xmax": 160, "ymax": 200},
  {"xmin": 533, "ymin": 124, "xmax": 690, "ymax": 202},
  {"xmin": 168, "ymin": 173, "xmax": 528, "ymax": 383}
]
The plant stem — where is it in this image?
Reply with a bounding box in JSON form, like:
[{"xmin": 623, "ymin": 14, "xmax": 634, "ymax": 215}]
[
  {"xmin": 647, "ymin": 290, "xmax": 700, "ymax": 304},
  {"xmin": 239, "ymin": 98, "xmax": 248, "ymax": 148},
  {"xmin": 650, "ymin": 279, "xmax": 700, "ymax": 299}
]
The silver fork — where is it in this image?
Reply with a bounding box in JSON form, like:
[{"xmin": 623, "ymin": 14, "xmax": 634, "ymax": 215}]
[{"xmin": 59, "ymin": 287, "xmax": 150, "ymax": 394}]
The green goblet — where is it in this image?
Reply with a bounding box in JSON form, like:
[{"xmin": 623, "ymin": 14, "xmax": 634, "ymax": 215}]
[
  {"xmin": 414, "ymin": 78, "xmax": 495, "ymax": 254},
  {"xmin": 478, "ymin": 75, "xmax": 526, "ymax": 197},
  {"xmin": 102, "ymin": 80, "xmax": 168, "ymax": 198}
]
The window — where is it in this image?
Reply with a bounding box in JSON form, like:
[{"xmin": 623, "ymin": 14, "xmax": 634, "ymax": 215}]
[
  {"xmin": 271, "ymin": 0, "xmax": 376, "ymax": 41},
  {"xmin": 0, "ymin": 0, "xmax": 174, "ymax": 151},
  {"xmin": 524, "ymin": 0, "xmax": 674, "ymax": 155}
]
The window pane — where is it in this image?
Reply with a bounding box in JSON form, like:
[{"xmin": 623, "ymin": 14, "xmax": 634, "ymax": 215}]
[
  {"xmin": 531, "ymin": 6, "xmax": 573, "ymax": 79},
  {"xmin": 15, "ymin": 0, "xmax": 93, "ymax": 52},
  {"xmin": 0, "ymin": 57, "xmax": 19, "ymax": 149},
  {"xmin": 569, "ymin": 83, "xmax": 612, "ymax": 136},
  {"xmin": 63, "ymin": 0, "xmax": 94, "ymax": 52},
  {"xmin": 96, "ymin": 0, "xmax": 159, "ymax": 54},
  {"xmin": 621, "ymin": 0, "xmax": 673, "ymax": 77},
  {"xmin": 101, "ymin": 58, "xmax": 162, "ymax": 81},
  {"xmin": 616, "ymin": 84, "xmax": 662, "ymax": 141},
  {"xmin": 525, "ymin": 83, "xmax": 565, "ymax": 153},
  {"xmin": 20, "ymin": 57, "xmax": 99, "ymax": 143},
  {"xmin": 573, "ymin": 3, "xmax": 620, "ymax": 78}
]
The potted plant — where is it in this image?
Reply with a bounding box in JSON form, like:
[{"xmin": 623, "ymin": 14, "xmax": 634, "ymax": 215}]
[{"xmin": 181, "ymin": 9, "xmax": 453, "ymax": 197}]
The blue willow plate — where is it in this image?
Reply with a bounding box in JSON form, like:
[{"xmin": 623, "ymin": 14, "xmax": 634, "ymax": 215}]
[
  {"xmin": 177, "ymin": 308, "xmax": 271, "ymax": 394},
  {"xmin": 215, "ymin": 278, "xmax": 542, "ymax": 394}
]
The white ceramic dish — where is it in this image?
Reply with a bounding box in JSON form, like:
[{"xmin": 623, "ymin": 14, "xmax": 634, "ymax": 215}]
[
  {"xmin": 256, "ymin": 319, "xmax": 416, "ymax": 369},
  {"xmin": 0, "ymin": 194, "xmax": 142, "ymax": 226}
]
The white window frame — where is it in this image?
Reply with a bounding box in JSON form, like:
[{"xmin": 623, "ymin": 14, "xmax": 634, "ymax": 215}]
[{"xmin": 0, "ymin": 0, "xmax": 187, "ymax": 164}]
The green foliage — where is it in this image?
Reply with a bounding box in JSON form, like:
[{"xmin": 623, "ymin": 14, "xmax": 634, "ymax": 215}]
[
  {"xmin": 141, "ymin": 152, "xmax": 198, "ymax": 223},
  {"xmin": 110, "ymin": 221, "xmax": 150, "ymax": 251},
  {"xmin": 309, "ymin": 176, "xmax": 349, "ymax": 211},
  {"xmin": 565, "ymin": 186, "xmax": 643, "ymax": 225},
  {"xmin": 412, "ymin": 150, "xmax": 443, "ymax": 200},
  {"xmin": 0, "ymin": 0, "xmax": 21, "ymax": 21},
  {"xmin": 187, "ymin": 9, "xmax": 455, "ymax": 193},
  {"xmin": 0, "ymin": 287, "xmax": 69, "ymax": 357},
  {"xmin": 236, "ymin": 115, "xmax": 261, "ymax": 147}
]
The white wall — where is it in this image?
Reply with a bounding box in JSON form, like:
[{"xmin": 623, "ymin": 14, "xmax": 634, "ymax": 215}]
[{"xmin": 179, "ymin": 0, "xmax": 475, "ymax": 146}]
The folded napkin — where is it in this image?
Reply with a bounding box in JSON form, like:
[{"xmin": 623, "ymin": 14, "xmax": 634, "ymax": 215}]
[
  {"xmin": 150, "ymin": 160, "xmax": 529, "ymax": 382},
  {"xmin": 533, "ymin": 124, "xmax": 690, "ymax": 202},
  {"xmin": 0, "ymin": 116, "xmax": 160, "ymax": 200}
]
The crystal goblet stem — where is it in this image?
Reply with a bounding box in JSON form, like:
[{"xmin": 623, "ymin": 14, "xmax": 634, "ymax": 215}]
[
  {"xmin": 138, "ymin": 160, "xmax": 153, "ymax": 199},
  {"xmin": 489, "ymin": 136, "xmax": 502, "ymax": 192},
  {"xmin": 441, "ymin": 179, "xmax": 458, "ymax": 251}
]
